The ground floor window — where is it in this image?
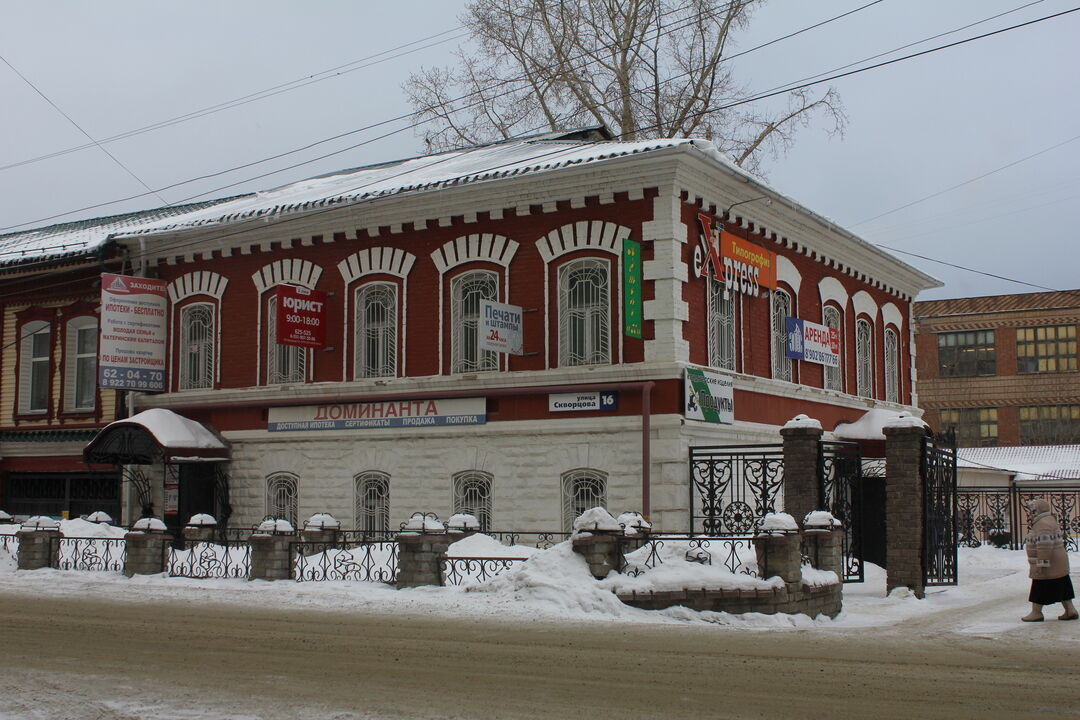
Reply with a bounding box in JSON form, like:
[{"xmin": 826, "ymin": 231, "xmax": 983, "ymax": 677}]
[
  {"xmin": 453, "ymin": 471, "xmax": 492, "ymax": 531},
  {"xmin": 354, "ymin": 471, "xmax": 390, "ymax": 534},
  {"xmin": 265, "ymin": 472, "xmax": 299, "ymax": 526},
  {"xmin": 562, "ymin": 469, "xmax": 607, "ymax": 532}
]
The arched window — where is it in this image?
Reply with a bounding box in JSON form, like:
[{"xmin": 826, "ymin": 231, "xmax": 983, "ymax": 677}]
[
  {"xmin": 856, "ymin": 318, "xmax": 874, "ymax": 398},
  {"xmin": 266, "ymin": 294, "xmax": 307, "ymax": 384},
  {"xmin": 453, "ymin": 470, "xmax": 492, "ymax": 531},
  {"xmin": 771, "ymin": 289, "xmax": 792, "ymax": 382},
  {"xmin": 708, "ymin": 280, "xmax": 735, "ymax": 370},
  {"xmin": 179, "ymin": 302, "xmax": 215, "ymax": 390},
  {"xmin": 562, "ymin": 469, "xmax": 607, "ymax": 533},
  {"xmin": 354, "ymin": 471, "xmax": 390, "ymax": 534},
  {"xmin": 450, "ymin": 270, "xmax": 498, "ymax": 374},
  {"xmin": 559, "ymin": 258, "xmax": 610, "ymax": 366},
  {"xmin": 355, "ymin": 283, "xmax": 398, "ymax": 378},
  {"xmin": 20, "ymin": 320, "xmax": 51, "ymax": 414},
  {"xmin": 265, "ymin": 472, "xmax": 298, "ymax": 527},
  {"xmin": 823, "ymin": 305, "xmax": 843, "ymax": 392},
  {"xmin": 65, "ymin": 316, "xmax": 97, "ymax": 411},
  {"xmin": 884, "ymin": 327, "xmax": 900, "ymax": 403}
]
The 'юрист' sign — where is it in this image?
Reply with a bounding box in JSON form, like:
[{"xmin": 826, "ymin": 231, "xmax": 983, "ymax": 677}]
[{"xmin": 275, "ymin": 284, "xmax": 327, "ymax": 349}]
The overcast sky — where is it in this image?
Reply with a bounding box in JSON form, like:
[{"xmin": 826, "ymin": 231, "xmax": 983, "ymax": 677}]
[{"xmin": 1, "ymin": 1, "xmax": 1076, "ymax": 301}]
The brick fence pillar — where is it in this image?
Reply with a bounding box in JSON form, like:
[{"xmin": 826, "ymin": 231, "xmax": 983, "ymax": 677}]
[
  {"xmin": 754, "ymin": 533, "xmax": 803, "ymax": 584},
  {"xmin": 123, "ymin": 531, "xmax": 172, "ymax": 577},
  {"xmin": 16, "ymin": 529, "xmax": 60, "ymax": 570},
  {"xmin": 781, "ymin": 419, "xmax": 823, "ymax": 529},
  {"xmin": 249, "ymin": 533, "xmax": 293, "ymax": 581},
  {"xmin": 183, "ymin": 524, "xmax": 218, "ymax": 546},
  {"xmin": 804, "ymin": 528, "xmax": 845, "ymax": 579},
  {"xmin": 572, "ymin": 532, "xmax": 623, "ymax": 579},
  {"xmin": 396, "ymin": 533, "xmax": 453, "ymax": 588},
  {"xmin": 883, "ymin": 423, "xmax": 928, "ymax": 598}
]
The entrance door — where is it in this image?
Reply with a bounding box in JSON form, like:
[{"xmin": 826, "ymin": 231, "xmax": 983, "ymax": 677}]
[{"xmin": 179, "ymin": 463, "xmax": 217, "ymax": 525}]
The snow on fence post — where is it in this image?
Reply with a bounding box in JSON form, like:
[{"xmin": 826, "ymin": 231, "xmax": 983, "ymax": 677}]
[
  {"xmin": 802, "ymin": 511, "xmax": 844, "ymax": 580},
  {"xmin": 300, "ymin": 513, "xmax": 340, "ymax": 557},
  {"xmin": 16, "ymin": 517, "xmax": 61, "ymax": 570},
  {"xmin": 781, "ymin": 414, "xmax": 823, "ymax": 530},
  {"xmin": 753, "ymin": 513, "xmax": 802, "ymax": 585},
  {"xmin": 396, "ymin": 512, "xmax": 451, "ymax": 588},
  {"xmin": 249, "ymin": 519, "xmax": 295, "ymax": 581},
  {"xmin": 571, "ymin": 508, "xmax": 623, "ymax": 579},
  {"xmin": 124, "ymin": 518, "xmax": 172, "ymax": 577},
  {"xmin": 183, "ymin": 514, "xmax": 218, "ymax": 546}
]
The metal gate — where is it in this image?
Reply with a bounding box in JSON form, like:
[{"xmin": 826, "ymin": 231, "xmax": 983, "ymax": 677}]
[
  {"xmin": 922, "ymin": 433, "xmax": 958, "ymax": 586},
  {"xmin": 689, "ymin": 445, "xmax": 784, "ymax": 535},
  {"xmin": 820, "ymin": 441, "xmax": 864, "ymax": 583}
]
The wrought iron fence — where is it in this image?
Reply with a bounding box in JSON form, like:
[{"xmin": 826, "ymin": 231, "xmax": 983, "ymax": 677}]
[
  {"xmin": 293, "ymin": 540, "xmax": 398, "ymax": 583},
  {"xmin": 441, "ymin": 556, "xmax": 529, "ymax": 586},
  {"xmin": 484, "ymin": 531, "xmax": 570, "ymax": 549},
  {"xmin": 922, "ymin": 434, "xmax": 958, "ymax": 586},
  {"xmin": 617, "ymin": 535, "xmax": 759, "ymax": 578},
  {"xmin": 820, "ymin": 441, "xmax": 865, "ymax": 583},
  {"xmin": 689, "ymin": 445, "xmax": 784, "ymax": 536},
  {"xmin": 959, "ymin": 486, "xmax": 1080, "ymax": 552},
  {"xmin": 0, "ymin": 534, "xmax": 18, "ymax": 558},
  {"xmin": 54, "ymin": 537, "xmax": 126, "ymax": 573},
  {"xmin": 168, "ymin": 541, "xmax": 250, "ymax": 579}
]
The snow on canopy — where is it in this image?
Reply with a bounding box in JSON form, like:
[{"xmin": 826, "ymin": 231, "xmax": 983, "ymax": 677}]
[
  {"xmin": 834, "ymin": 409, "xmax": 926, "ymax": 440},
  {"xmin": 84, "ymin": 408, "xmax": 228, "ymax": 464}
]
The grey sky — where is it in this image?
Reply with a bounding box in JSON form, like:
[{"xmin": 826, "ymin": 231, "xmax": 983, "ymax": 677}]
[{"xmin": 1, "ymin": 1, "xmax": 1076, "ymax": 300}]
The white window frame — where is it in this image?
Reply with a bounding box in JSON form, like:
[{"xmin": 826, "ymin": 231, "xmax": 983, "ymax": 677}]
[
  {"xmin": 178, "ymin": 302, "xmax": 216, "ymax": 391},
  {"xmin": 450, "ymin": 270, "xmax": 498, "ymax": 374},
  {"xmin": 265, "ymin": 472, "xmax": 299, "ymax": 527},
  {"xmin": 354, "ymin": 471, "xmax": 390, "ymax": 534},
  {"xmin": 64, "ymin": 316, "xmax": 97, "ymax": 412},
  {"xmin": 452, "ymin": 470, "xmax": 493, "ymax": 532},
  {"xmin": 354, "ymin": 282, "xmax": 398, "ymax": 379},
  {"xmin": 265, "ymin": 294, "xmax": 308, "ymax": 385},
  {"xmin": 856, "ymin": 318, "xmax": 874, "ymax": 399},
  {"xmin": 771, "ymin": 289, "xmax": 793, "ymax": 382},
  {"xmin": 884, "ymin": 327, "xmax": 900, "ymax": 403},
  {"xmin": 561, "ymin": 469, "xmax": 607, "ymax": 533},
  {"xmin": 708, "ymin": 279, "xmax": 736, "ymax": 371},
  {"xmin": 823, "ymin": 305, "xmax": 843, "ymax": 392},
  {"xmin": 558, "ymin": 257, "xmax": 611, "ymax": 367},
  {"xmin": 20, "ymin": 320, "xmax": 51, "ymax": 414}
]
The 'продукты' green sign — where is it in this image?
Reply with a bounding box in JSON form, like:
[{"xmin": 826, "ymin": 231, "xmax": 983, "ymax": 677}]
[{"xmin": 623, "ymin": 238, "xmax": 642, "ymax": 338}]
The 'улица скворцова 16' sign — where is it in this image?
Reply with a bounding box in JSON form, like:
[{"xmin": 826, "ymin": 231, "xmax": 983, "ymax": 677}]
[{"xmin": 268, "ymin": 398, "xmax": 486, "ymax": 431}]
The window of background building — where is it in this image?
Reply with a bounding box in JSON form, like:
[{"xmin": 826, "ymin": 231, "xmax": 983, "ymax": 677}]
[
  {"xmin": 1019, "ymin": 405, "xmax": 1080, "ymax": 445},
  {"xmin": 856, "ymin": 318, "xmax": 874, "ymax": 398},
  {"xmin": 559, "ymin": 258, "xmax": 611, "ymax": 367},
  {"xmin": 939, "ymin": 408, "xmax": 998, "ymax": 446},
  {"xmin": 770, "ymin": 289, "xmax": 792, "ymax": 382},
  {"xmin": 937, "ymin": 330, "xmax": 995, "ymax": 377},
  {"xmin": 708, "ymin": 280, "xmax": 735, "ymax": 370},
  {"xmin": 453, "ymin": 470, "xmax": 492, "ymax": 531},
  {"xmin": 1017, "ymin": 325, "xmax": 1077, "ymax": 374},
  {"xmin": 823, "ymin": 305, "xmax": 843, "ymax": 392},
  {"xmin": 561, "ymin": 469, "xmax": 607, "ymax": 533}
]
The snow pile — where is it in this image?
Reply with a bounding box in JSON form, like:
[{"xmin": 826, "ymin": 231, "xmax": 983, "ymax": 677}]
[
  {"xmin": 447, "ymin": 533, "xmax": 538, "ymax": 558},
  {"xmin": 0, "ymin": 522, "xmax": 21, "ymax": 536},
  {"xmin": 616, "ymin": 511, "xmax": 652, "ymax": 536},
  {"xmin": 22, "ymin": 516, "xmax": 59, "ymax": 531},
  {"xmin": 256, "ymin": 519, "xmax": 295, "ymax": 534},
  {"xmin": 60, "ymin": 519, "xmax": 126, "ymax": 539},
  {"xmin": 401, "ymin": 513, "xmax": 445, "ymax": 534},
  {"xmin": 883, "ymin": 411, "xmax": 928, "ymax": 431},
  {"xmin": 804, "ymin": 511, "xmax": 841, "ymax": 529},
  {"xmin": 85, "ymin": 511, "xmax": 114, "ymax": 524},
  {"xmin": 0, "ymin": 510, "xmax": 13, "ymax": 521},
  {"xmin": 572, "ymin": 507, "xmax": 621, "ymax": 535},
  {"xmin": 446, "ymin": 513, "xmax": 481, "ymax": 532},
  {"xmin": 603, "ymin": 540, "xmax": 771, "ymax": 595},
  {"xmin": 186, "ymin": 514, "xmax": 217, "ymax": 527},
  {"xmin": 132, "ymin": 518, "xmax": 168, "ymax": 532},
  {"xmin": 758, "ymin": 513, "xmax": 798, "ymax": 534},
  {"xmin": 783, "ymin": 414, "xmax": 822, "ymax": 430},
  {"xmin": 303, "ymin": 513, "xmax": 340, "ymax": 530},
  {"xmin": 801, "ymin": 566, "xmax": 840, "ymax": 588}
]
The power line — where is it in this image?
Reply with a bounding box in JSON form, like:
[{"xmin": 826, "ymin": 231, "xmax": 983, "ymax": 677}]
[{"xmin": 0, "ymin": 53, "xmax": 169, "ymax": 206}]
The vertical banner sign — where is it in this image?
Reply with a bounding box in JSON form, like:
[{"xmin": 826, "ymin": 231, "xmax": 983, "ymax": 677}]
[
  {"xmin": 479, "ymin": 299, "xmax": 523, "ymax": 355},
  {"xmin": 785, "ymin": 317, "xmax": 840, "ymax": 367},
  {"xmin": 623, "ymin": 238, "xmax": 642, "ymax": 338},
  {"xmin": 684, "ymin": 366, "xmax": 735, "ymax": 424},
  {"xmin": 276, "ymin": 284, "xmax": 327, "ymax": 348},
  {"xmin": 98, "ymin": 273, "xmax": 168, "ymax": 391}
]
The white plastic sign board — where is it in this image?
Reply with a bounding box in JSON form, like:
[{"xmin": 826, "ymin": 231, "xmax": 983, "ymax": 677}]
[
  {"xmin": 548, "ymin": 391, "xmax": 618, "ymax": 412},
  {"xmin": 785, "ymin": 317, "xmax": 840, "ymax": 367},
  {"xmin": 268, "ymin": 397, "xmax": 486, "ymax": 431},
  {"xmin": 479, "ymin": 299, "xmax": 523, "ymax": 355},
  {"xmin": 99, "ymin": 273, "xmax": 168, "ymax": 392},
  {"xmin": 684, "ymin": 367, "xmax": 734, "ymax": 424}
]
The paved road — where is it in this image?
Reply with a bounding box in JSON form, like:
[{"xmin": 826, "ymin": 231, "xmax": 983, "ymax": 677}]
[{"xmin": 0, "ymin": 592, "xmax": 1077, "ymax": 719}]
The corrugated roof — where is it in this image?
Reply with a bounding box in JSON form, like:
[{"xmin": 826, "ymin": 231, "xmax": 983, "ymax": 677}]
[
  {"xmin": 958, "ymin": 445, "xmax": 1080, "ymax": 482},
  {"xmin": 0, "ymin": 197, "xmax": 247, "ymax": 268},
  {"xmin": 914, "ymin": 290, "xmax": 1080, "ymax": 318}
]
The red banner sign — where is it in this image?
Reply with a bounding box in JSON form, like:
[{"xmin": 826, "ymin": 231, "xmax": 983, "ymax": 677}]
[{"xmin": 275, "ymin": 284, "xmax": 327, "ymax": 348}]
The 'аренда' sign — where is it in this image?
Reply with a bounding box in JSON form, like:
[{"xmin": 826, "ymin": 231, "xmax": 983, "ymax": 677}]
[
  {"xmin": 785, "ymin": 317, "xmax": 840, "ymax": 367},
  {"xmin": 98, "ymin": 273, "xmax": 168, "ymax": 392}
]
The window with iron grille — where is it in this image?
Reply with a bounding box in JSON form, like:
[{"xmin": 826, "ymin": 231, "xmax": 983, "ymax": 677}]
[
  {"xmin": 937, "ymin": 330, "xmax": 995, "ymax": 377},
  {"xmin": 266, "ymin": 295, "xmax": 307, "ymax": 384},
  {"xmin": 1017, "ymin": 325, "xmax": 1077, "ymax": 374},
  {"xmin": 939, "ymin": 408, "xmax": 998, "ymax": 446},
  {"xmin": 179, "ymin": 303, "xmax": 215, "ymax": 390},
  {"xmin": 355, "ymin": 283, "xmax": 397, "ymax": 378},
  {"xmin": 823, "ymin": 305, "xmax": 843, "ymax": 392},
  {"xmin": 265, "ymin": 472, "xmax": 298, "ymax": 527},
  {"xmin": 562, "ymin": 469, "xmax": 607, "ymax": 533},
  {"xmin": 453, "ymin": 471, "xmax": 492, "ymax": 531},
  {"xmin": 884, "ymin": 327, "xmax": 900, "ymax": 403},
  {"xmin": 770, "ymin": 289, "xmax": 792, "ymax": 382},
  {"xmin": 1019, "ymin": 405, "xmax": 1080, "ymax": 445},
  {"xmin": 559, "ymin": 258, "xmax": 610, "ymax": 366},
  {"xmin": 20, "ymin": 321, "xmax": 50, "ymax": 414},
  {"xmin": 65, "ymin": 316, "xmax": 97, "ymax": 411},
  {"xmin": 354, "ymin": 471, "xmax": 390, "ymax": 533},
  {"xmin": 856, "ymin": 318, "xmax": 874, "ymax": 398},
  {"xmin": 451, "ymin": 270, "xmax": 498, "ymax": 374},
  {"xmin": 708, "ymin": 279, "xmax": 735, "ymax": 370}
]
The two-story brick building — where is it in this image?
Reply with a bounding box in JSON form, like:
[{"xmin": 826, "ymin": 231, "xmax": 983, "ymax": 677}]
[{"xmin": 4, "ymin": 128, "xmax": 940, "ymax": 532}]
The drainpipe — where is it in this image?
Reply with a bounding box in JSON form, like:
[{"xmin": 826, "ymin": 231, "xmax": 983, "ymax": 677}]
[{"xmin": 138, "ymin": 379, "xmax": 657, "ymax": 517}]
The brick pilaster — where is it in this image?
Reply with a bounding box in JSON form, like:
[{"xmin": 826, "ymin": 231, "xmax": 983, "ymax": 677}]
[
  {"xmin": 781, "ymin": 423, "xmax": 823, "ymax": 526},
  {"xmin": 883, "ymin": 424, "xmax": 928, "ymax": 598}
]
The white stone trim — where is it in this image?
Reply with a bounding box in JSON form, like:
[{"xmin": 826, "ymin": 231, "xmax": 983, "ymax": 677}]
[
  {"xmin": 881, "ymin": 302, "xmax": 903, "ymax": 331},
  {"xmin": 430, "ymin": 234, "xmax": 518, "ymax": 273},
  {"xmin": 852, "ymin": 290, "xmax": 879, "ymax": 321},
  {"xmin": 168, "ymin": 271, "xmax": 228, "ymax": 302},
  {"xmin": 535, "ymin": 221, "xmax": 629, "ymax": 263},
  {"xmin": 251, "ymin": 259, "xmax": 322, "ymax": 292},
  {"xmin": 337, "ymin": 247, "xmax": 416, "ymax": 283},
  {"xmin": 776, "ymin": 255, "xmax": 802, "ymax": 296},
  {"xmin": 817, "ymin": 276, "xmax": 849, "ymax": 311}
]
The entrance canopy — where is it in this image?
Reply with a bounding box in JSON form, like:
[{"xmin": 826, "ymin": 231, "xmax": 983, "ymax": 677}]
[{"xmin": 84, "ymin": 409, "xmax": 230, "ymax": 465}]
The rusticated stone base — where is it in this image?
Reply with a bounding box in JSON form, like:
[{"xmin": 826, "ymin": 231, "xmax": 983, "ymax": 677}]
[{"xmin": 617, "ymin": 579, "xmax": 842, "ymax": 618}]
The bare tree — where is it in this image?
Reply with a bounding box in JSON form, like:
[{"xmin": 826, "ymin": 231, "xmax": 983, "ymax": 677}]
[{"xmin": 404, "ymin": 0, "xmax": 846, "ymax": 174}]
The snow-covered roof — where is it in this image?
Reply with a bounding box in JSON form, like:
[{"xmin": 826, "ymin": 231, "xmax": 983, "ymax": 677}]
[
  {"xmin": 83, "ymin": 408, "xmax": 229, "ymax": 464},
  {"xmin": 0, "ymin": 198, "xmax": 245, "ymax": 267},
  {"xmin": 957, "ymin": 445, "xmax": 1080, "ymax": 483}
]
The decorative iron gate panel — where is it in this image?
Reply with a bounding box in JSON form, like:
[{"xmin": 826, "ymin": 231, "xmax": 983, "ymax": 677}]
[
  {"xmin": 820, "ymin": 441, "xmax": 864, "ymax": 583},
  {"xmin": 922, "ymin": 434, "xmax": 958, "ymax": 586},
  {"xmin": 959, "ymin": 486, "xmax": 1080, "ymax": 552},
  {"xmin": 689, "ymin": 445, "xmax": 784, "ymax": 535}
]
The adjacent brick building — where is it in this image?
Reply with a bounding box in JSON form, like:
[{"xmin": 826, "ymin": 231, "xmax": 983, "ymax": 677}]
[{"xmin": 914, "ymin": 290, "xmax": 1080, "ymax": 447}]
